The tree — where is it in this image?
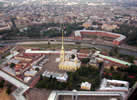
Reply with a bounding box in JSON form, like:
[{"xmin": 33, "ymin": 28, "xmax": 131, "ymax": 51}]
[
  {"xmin": 98, "ymin": 62, "xmax": 104, "ymax": 71},
  {"xmin": 35, "ymin": 68, "xmax": 40, "ymax": 72},
  {"xmin": 81, "ymin": 58, "xmax": 90, "ymax": 64},
  {"xmin": 127, "ymin": 65, "xmax": 137, "ymax": 74},
  {"xmin": 0, "ymin": 80, "xmax": 5, "ymax": 88},
  {"xmin": 36, "ymin": 65, "xmax": 100, "ymax": 91},
  {"xmin": 40, "ymin": 74, "xmax": 43, "ymax": 80},
  {"xmin": 6, "ymin": 84, "xmax": 12, "ymax": 94},
  {"xmin": 71, "ymin": 54, "xmax": 75, "ymax": 59},
  {"xmin": 48, "ymin": 40, "xmax": 50, "ymax": 46},
  {"xmin": 10, "ymin": 63, "xmax": 15, "ymax": 68},
  {"xmin": 109, "ymin": 46, "xmax": 119, "ymax": 56},
  {"xmin": 110, "ymin": 66, "xmax": 114, "ymax": 71},
  {"xmin": 58, "ymin": 83, "xmax": 64, "ymax": 90},
  {"xmin": 112, "ymin": 24, "xmax": 137, "ymax": 46},
  {"xmin": 128, "ymin": 56, "xmax": 135, "ymax": 63}
]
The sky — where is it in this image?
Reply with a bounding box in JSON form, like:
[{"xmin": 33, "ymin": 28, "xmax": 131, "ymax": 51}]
[{"xmin": 0, "ymin": 0, "xmax": 137, "ymax": 3}]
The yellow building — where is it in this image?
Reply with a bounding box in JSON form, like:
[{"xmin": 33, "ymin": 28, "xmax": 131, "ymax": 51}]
[
  {"xmin": 101, "ymin": 24, "xmax": 118, "ymax": 31},
  {"xmin": 59, "ymin": 55, "xmax": 81, "ymax": 71},
  {"xmin": 81, "ymin": 82, "xmax": 91, "ymax": 90},
  {"xmin": 82, "ymin": 22, "xmax": 91, "ymax": 29}
]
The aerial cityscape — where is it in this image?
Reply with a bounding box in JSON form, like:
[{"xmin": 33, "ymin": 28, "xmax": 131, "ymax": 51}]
[{"xmin": 0, "ymin": 0, "xmax": 137, "ymax": 100}]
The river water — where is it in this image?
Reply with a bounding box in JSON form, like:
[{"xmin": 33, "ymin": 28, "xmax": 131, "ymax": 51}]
[{"xmin": 94, "ymin": 44, "xmax": 137, "ymax": 57}]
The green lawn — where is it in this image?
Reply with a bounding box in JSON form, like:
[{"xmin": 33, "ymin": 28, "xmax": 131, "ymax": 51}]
[{"xmin": 20, "ymin": 44, "xmax": 96, "ymax": 50}]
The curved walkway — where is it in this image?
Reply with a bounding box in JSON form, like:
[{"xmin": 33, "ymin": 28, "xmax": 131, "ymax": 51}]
[{"xmin": 0, "ymin": 70, "xmax": 30, "ymax": 100}]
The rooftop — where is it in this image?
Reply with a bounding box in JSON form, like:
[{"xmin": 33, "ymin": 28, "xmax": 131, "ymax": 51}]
[
  {"xmin": 94, "ymin": 51, "xmax": 132, "ymax": 66},
  {"xmin": 48, "ymin": 91, "xmax": 124, "ymax": 100},
  {"xmin": 100, "ymin": 78, "xmax": 129, "ymax": 92}
]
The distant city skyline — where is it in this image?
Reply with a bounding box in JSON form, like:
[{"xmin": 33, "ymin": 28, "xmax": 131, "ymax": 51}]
[{"xmin": 0, "ymin": 0, "xmax": 137, "ymax": 3}]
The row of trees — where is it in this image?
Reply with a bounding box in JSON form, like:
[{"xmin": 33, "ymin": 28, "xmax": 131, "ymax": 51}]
[
  {"xmin": 36, "ymin": 66, "xmax": 100, "ymax": 91},
  {"xmin": 104, "ymin": 65, "xmax": 137, "ymax": 87},
  {"xmin": 43, "ymin": 29, "xmax": 61, "ymax": 38},
  {"xmin": 112, "ymin": 24, "xmax": 137, "ymax": 46},
  {"xmin": 2, "ymin": 22, "xmax": 83, "ymax": 39},
  {"xmin": 81, "ymin": 58, "xmax": 90, "ymax": 64},
  {"xmin": 109, "ymin": 46, "xmax": 135, "ymax": 63},
  {"xmin": 36, "ymin": 76, "xmax": 66, "ymax": 90}
]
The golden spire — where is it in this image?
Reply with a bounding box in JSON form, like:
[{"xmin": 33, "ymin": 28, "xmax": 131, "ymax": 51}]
[
  {"xmin": 74, "ymin": 55, "xmax": 78, "ymax": 64},
  {"xmin": 61, "ymin": 25, "xmax": 64, "ymax": 50},
  {"xmin": 60, "ymin": 24, "xmax": 65, "ymax": 62}
]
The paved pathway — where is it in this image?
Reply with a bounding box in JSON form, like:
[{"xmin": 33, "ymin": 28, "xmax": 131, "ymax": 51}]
[{"xmin": 0, "ymin": 70, "xmax": 30, "ymax": 100}]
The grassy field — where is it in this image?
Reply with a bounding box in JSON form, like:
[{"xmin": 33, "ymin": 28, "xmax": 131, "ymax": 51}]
[{"xmin": 19, "ymin": 44, "xmax": 97, "ymax": 51}]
